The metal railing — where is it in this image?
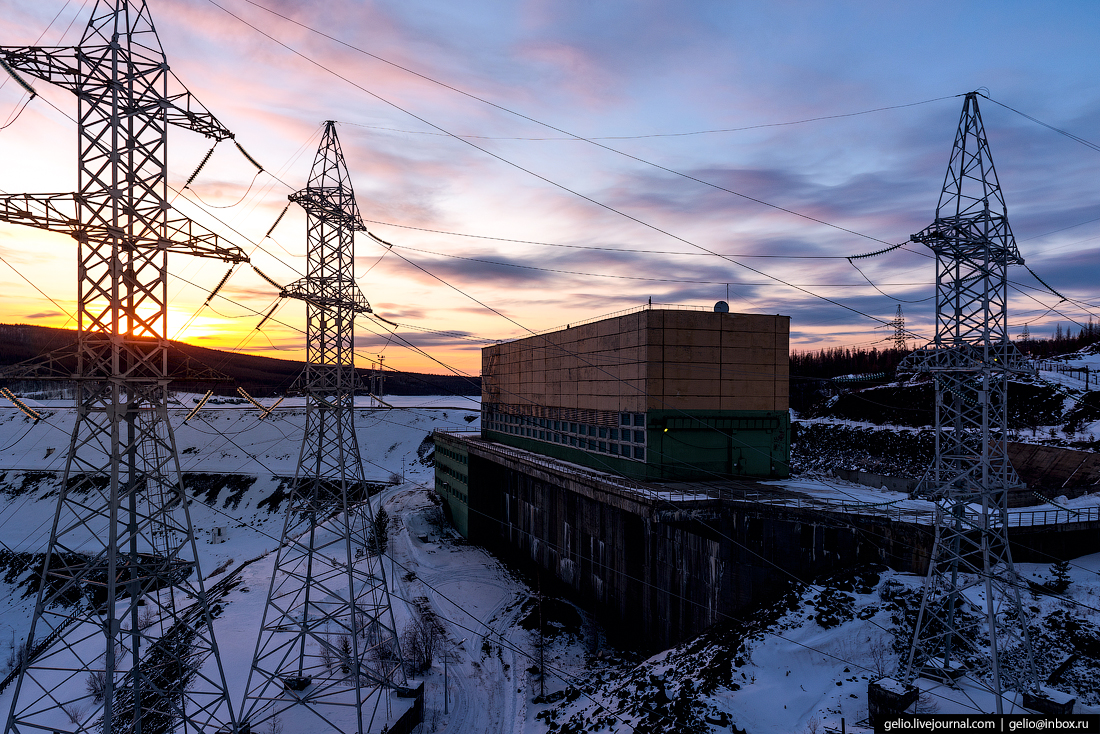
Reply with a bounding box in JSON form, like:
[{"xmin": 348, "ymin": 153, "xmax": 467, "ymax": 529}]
[
  {"xmin": 440, "ymin": 431, "xmax": 1100, "ymax": 527},
  {"xmin": 529, "ymin": 302, "xmax": 724, "ymax": 339},
  {"xmin": 1037, "ymin": 360, "xmax": 1099, "ymax": 389}
]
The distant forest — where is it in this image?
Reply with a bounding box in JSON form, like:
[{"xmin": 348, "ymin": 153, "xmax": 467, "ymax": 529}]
[
  {"xmin": 790, "ymin": 346, "xmax": 911, "ymax": 380},
  {"xmin": 1017, "ymin": 319, "xmax": 1100, "ymax": 359},
  {"xmin": 0, "ymin": 324, "xmax": 481, "ymax": 398},
  {"xmin": 791, "ymin": 319, "xmax": 1100, "ymax": 379}
]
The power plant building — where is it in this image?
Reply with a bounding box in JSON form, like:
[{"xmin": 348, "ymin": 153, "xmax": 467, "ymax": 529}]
[
  {"xmin": 434, "ymin": 304, "xmax": 790, "ymax": 538},
  {"xmin": 480, "ymin": 306, "xmax": 790, "ymax": 481},
  {"xmin": 431, "ymin": 305, "xmax": 1098, "ymax": 647}
]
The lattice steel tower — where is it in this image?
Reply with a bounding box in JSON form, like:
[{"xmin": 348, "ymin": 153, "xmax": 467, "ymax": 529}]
[
  {"xmin": 0, "ymin": 2, "xmax": 247, "ymax": 732},
  {"xmin": 242, "ymin": 122, "xmax": 403, "ymax": 734},
  {"xmin": 900, "ymin": 92, "xmax": 1037, "ymax": 709}
]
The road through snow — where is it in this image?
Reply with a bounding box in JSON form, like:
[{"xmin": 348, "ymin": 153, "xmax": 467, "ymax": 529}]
[{"xmin": 381, "ymin": 484, "xmax": 532, "ymax": 734}]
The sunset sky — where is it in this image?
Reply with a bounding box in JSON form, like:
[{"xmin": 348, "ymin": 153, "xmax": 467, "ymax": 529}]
[{"xmin": 1, "ymin": 1, "xmax": 1098, "ymax": 377}]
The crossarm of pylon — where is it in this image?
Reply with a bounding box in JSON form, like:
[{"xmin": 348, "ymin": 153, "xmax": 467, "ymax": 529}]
[
  {"xmin": 899, "ymin": 344, "xmax": 1032, "ymax": 375},
  {"xmin": 289, "ymin": 189, "xmax": 366, "ymax": 231},
  {"xmin": 0, "ymin": 344, "xmax": 77, "ymax": 381},
  {"xmin": 914, "ymin": 216, "xmax": 1023, "ymax": 266},
  {"xmin": 280, "ymin": 278, "xmax": 373, "ymax": 313},
  {"xmin": 164, "ymin": 214, "xmax": 249, "ymax": 262},
  {"xmin": 0, "ymin": 192, "xmax": 80, "ymax": 236},
  {"xmin": 0, "ymin": 193, "xmax": 248, "ymax": 262},
  {"xmin": 163, "ymin": 87, "xmax": 235, "ymax": 141},
  {"xmin": 0, "ymin": 46, "xmax": 79, "ymax": 89}
]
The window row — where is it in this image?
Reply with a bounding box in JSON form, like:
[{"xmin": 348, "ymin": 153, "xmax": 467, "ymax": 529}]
[
  {"xmin": 436, "ymin": 476, "xmax": 467, "ymax": 504},
  {"xmin": 438, "ymin": 463, "xmax": 467, "ymax": 485},
  {"xmin": 484, "ymin": 410, "xmax": 647, "ymax": 462},
  {"xmin": 438, "ymin": 445, "xmax": 467, "ymax": 464}
]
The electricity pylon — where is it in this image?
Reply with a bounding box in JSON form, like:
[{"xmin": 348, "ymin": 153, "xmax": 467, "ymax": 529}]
[
  {"xmin": 891, "ymin": 305, "xmax": 906, "ymax": 351},
  {"xmin": 243, "ymin": 122, "xmax": 404, "ymax": 734},
  {"xmin": 877, "ymin": 305, "xmax": 907, "ymax": 351},
  {"xmin": 0, "ymin": 2, "xmax": 247, "ymax": 733},
  {"xmin": 899, "ymin": 92, "xmax": 1037, "ymax": 709}
]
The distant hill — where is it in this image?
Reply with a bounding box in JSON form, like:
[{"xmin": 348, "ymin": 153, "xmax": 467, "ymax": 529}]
[{"xmin": 0, "ymin": 323, "xmax": 480, "ymax": 398}]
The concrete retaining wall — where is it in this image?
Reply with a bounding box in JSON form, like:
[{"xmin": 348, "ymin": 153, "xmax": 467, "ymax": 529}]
[
  {"xmin": 468, "ymin": 449, "xmax": 931, "ymax": 648},
  {"xmin": 1008, "ymin": 442, "xmax": 1100, "ymax": 493}
]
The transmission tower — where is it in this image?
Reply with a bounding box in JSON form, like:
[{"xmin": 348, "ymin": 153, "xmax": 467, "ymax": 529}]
[
  {"xmin": 892, "ymin": 305, "xmax": 906, "ymax": 351},
  {"xmin": 0, "ymin": 2, "xmax": 247, "ymax": 732},
  {"xmin": 242, "ymin": 122, "xmax": 404, "ymax": 734},
  {"xmin": 899, "ymin": 92, "xmax": 1037, "ymax": 709},
  {"xmin": 878, "ymin": 304, "xmax": 907, "ymax": 351}
]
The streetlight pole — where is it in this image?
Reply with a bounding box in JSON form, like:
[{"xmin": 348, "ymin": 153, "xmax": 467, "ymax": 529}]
[{"xmin": 444, "ymin": 637, "xmax": 466, "ymax": 715}]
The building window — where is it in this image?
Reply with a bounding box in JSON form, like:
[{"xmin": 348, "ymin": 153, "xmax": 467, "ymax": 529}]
[
  {"xmin": 609, "ymin": 444, "xmax": 618, "ymax": 455},
  {"xmin": 633, "ymin": 414, "xmax": 645, "ymax": 427},
  {"xmin": 570, "ymin": 437, "xmax": 577, "ymax": 447},
  {"xmin": 635, "ymin": 430, "xmax": 646, "ymax": 444},
  {"xmin": 634, "ymin": 446, "xmax": 645, "ymax": 460},
  {"xmin": 609, "ymin": 428, "xmax": 618, "ymax": 440},
  {"xmin": 620, "ymin": 413, "xmax": 631, "ymax": 425},
  {"xmin": 598, "ymin": 427, "xmax": 607, "ymax": 439},
  {"xmin": 598, "ymin": 441, "xmax": 607, "ymax": 452}
]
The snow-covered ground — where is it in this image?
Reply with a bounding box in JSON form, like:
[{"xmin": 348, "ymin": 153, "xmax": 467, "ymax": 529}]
[
  {"xmin": 0, "ymin": 393, "xmax": 479, "ymax": 477},
  {"xmin": 0, "ymin": 397, "xmax": 1098, "ymax": 732}
]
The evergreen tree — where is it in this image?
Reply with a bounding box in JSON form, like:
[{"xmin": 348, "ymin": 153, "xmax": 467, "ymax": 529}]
[{"xmin": 1049, "ymin": 559, "xmax": 1071, "ymax": 593}]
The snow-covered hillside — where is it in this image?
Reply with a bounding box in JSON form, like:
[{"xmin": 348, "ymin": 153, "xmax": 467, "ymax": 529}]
[{"xmin": 0, "ymin": 397, "xmax": 1098, "ymax": 732}]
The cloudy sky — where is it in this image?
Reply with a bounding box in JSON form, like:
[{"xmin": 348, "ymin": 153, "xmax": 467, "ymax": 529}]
[{"xmin": 0, "ymin": 0, "xmax": 1098, "ymax": 376}]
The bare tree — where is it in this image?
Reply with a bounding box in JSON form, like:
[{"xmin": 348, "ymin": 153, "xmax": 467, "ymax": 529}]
[
  {"xmin": 137, "ymin": 607, "xmax": 158, "ymax": 631},
  {"xmin": 320, "ymin": 623, "xmax": 334, "ymax": 671},
  {"xmin": 61, "ymin": 703, "xmax": 87, "ymax": 725},
  {"xmin": 86, "ymin": 670, "xmax": 107, "ymax": 703},
  {"xmin": 867, "ymin": 633, "xmax": 895, "ymax": 678},
  {"xmin": 401, "ymin": 609, "xmax": 443, "ymax": 674}
]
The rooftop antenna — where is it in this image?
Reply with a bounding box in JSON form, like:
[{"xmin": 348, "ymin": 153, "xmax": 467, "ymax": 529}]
[
  {"xmin": 0, "ymin": 2, "xmax": 247, "ymax": 731},
  {"xmin": 242, "ymin": 122, "xmax": 405, "ymax": 733},
  {"xmin": 897, "ymin": 92, "xmax": 1039, "ymax": 711}
]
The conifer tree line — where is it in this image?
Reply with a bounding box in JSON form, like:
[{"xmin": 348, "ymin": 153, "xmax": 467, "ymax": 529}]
[
  {"xmin": 1018, "ymin": 317, "xmax": 1100, "ymax": 359},
  {"xmin": 789, "ymin": 346, "xmax": 912, "ymax": 379},
  {"xmin": 791, "ymin": 318, "xmax": 1100, "ymax": 379}
]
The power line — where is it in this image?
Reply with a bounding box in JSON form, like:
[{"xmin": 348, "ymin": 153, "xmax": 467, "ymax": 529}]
[
  {"xmin": 203, "ymin": 0, "xmax": 911, "ymax": 331},
  {"xmin": 337, "ymin": 97, "xmax": 963, "ymax": 141},
  {"xmin": 986, "ymin": 95, "xmax": 1100, "ymax": 155},
  {"xmin": 386, "ymin": 240, "xmax": 934, "ymax": 288},
  {"xmin": 361, "ymin": 218, "xmax": 870, "ymax": 258}
]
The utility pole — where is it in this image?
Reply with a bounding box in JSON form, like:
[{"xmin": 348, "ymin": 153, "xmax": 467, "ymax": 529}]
[
  {"xmin": 378, "ymin": 354, "xmax": 385, "ymax": 400},
  {"xmin": 898, "ymin": 92, "xmax": 1038, "ymax": 710},
  {"xmin": 0, "ymin": 3, "xmax": 246, "ymax": 732},
  {"xmin": 443, "ymin": 637, "xmax": 466, "ymax": 715},
  {"xmin": 243, "ymin": 122, "xmax": 404, "ymax": 734},
  {"xmin": 538, "ymin": 574, "xmax": 545, "ymax": 698}
]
